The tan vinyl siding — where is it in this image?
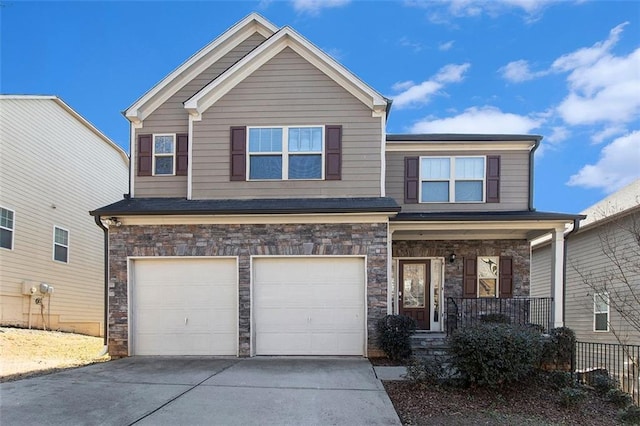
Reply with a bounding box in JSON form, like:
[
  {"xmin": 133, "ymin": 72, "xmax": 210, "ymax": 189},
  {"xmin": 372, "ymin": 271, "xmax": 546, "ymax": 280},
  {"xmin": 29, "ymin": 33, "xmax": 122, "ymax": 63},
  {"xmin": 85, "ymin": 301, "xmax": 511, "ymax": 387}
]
[
  {"xmin": 386, "ymin": 150, "xmax": 530, "ymax": 211},
  {"xmin": 564, "ymin": 213, "xmax": 640, "ymax": 345},
  {"xmin": 0, "ymin": 98, "xmax": 129, "ymax": 336},
  {"xmin": 530, "ymin": 244, "xmax": 551, "ymax": 298},
  {"xmin": 191, "ymin": 47, "xmax": 382, "ymax": 199},
  {"xmin": 134, "ymin": 33, "xmax": 266, "ymax": 198}
]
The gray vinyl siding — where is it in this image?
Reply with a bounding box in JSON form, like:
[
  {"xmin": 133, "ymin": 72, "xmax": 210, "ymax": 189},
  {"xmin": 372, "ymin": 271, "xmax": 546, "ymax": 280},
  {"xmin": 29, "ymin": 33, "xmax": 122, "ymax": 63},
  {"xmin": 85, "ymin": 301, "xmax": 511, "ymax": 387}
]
[
  {"xmin": 386, "ymin": 150, "xmax": 530, "ymax": 211},
  {"xmin": 0, "ymin": 98, "xmax": 128, "ymax": 336},
  {"xmin": 564, "ymin": 212, "xmax": 640, "ymax": 345},
  {"xmin": 134, "ymin": 33, "xmax": 266, "ymax": 198},
  {"xmin": 191, "ymin": 47, "xmax": 382, "ymax": 199},
  {"xmin": 530, "ymin": 244, "xmax": 551, "ymax": 298}
]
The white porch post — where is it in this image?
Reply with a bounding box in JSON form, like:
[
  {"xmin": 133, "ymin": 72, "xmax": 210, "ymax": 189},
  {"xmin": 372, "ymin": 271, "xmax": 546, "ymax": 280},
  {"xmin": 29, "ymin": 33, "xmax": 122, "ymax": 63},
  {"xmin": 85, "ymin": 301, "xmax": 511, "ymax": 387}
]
[{"xmin": 550, "ymin": 227, "xmax": 565, "ymax": 328}]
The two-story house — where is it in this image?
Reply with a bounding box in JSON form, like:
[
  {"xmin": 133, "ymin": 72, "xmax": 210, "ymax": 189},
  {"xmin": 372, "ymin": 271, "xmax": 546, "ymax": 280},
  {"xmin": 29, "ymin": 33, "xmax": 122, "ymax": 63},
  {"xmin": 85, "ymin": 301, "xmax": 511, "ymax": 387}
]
[
  {"xmin": 1, "ymin": 95, "xmax": 129, "ymax": 336},
  {"xmin": 91, "ymin": 13, "xmax": 581, "ymax": 358}
]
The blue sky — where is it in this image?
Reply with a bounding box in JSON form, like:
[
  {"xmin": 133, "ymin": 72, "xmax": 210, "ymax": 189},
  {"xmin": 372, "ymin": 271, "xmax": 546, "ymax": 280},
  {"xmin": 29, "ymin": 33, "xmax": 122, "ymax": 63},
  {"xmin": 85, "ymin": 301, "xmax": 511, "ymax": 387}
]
[{"xmin": 2, "ymin": 0, "xmax": 639, "ymax": 213}]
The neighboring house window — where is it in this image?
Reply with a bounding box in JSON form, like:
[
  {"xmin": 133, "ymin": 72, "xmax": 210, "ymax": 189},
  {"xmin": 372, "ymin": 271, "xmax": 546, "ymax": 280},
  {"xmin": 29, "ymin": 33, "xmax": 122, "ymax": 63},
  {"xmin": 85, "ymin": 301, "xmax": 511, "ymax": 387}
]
[
  {"xmin": 53, "ymin": 226, "xmax": 69, "ymax": 263},
  {"xmin": 0, "ymin": 207, "xmax": 14, "ymax": 250},
  {"xmin": 463, "ymin": 256, "xmax": 513, "ymax": 298},
  {"xmin": 594, "ymin": 292, "xmax": 609, "ymax": 332},
  {"xmin": 420, "ymin": 156, "xmax": 485, "ymax": 203},
  {"xmin": 153, "ymin": 134, "xmax": 176, "ymax": 175},
  {"xmin": 248, "ymin": 126, "xmax": 323, "ymax": 180}
]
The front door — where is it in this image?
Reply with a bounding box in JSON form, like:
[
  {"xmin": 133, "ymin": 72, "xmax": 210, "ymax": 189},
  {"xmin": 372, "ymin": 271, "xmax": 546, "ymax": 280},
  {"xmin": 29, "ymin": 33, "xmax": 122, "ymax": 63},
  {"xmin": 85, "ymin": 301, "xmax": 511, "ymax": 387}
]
[{"xmin": 399, "ymin": 260, "xmax": 430, "ymax": 330}]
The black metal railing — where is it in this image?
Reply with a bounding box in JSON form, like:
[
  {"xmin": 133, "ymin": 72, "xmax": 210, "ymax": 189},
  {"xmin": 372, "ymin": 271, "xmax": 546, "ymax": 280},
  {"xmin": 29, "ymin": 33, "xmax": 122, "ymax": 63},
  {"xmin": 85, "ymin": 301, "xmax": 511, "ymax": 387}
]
[
  {"xmin": 575, "ymin": 341, "xmax": 640, "ymax": 406},
  {"xmin": 446, "ymin": 297, "xmax": 553, "ymax": 335}
]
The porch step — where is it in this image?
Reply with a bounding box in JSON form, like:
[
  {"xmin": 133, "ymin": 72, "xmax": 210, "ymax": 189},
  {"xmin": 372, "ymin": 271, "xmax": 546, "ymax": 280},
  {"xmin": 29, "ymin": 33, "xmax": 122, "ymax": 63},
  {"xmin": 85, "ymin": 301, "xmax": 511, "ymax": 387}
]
[{"xmin": 410, "ymin": 332, "xmax": 451, "ymax": 358}]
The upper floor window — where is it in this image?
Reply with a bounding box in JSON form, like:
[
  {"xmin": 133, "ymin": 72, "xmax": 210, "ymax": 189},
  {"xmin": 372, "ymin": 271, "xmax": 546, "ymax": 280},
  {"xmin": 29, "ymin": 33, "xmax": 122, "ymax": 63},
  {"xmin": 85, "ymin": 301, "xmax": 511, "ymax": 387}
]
[
  {"xmin": 0, "ymin": 207, "xmax": 15, "ymax": 250},
  {"xmin": 153, "ymin": 134, "xmax": 176, "ymax": 175},
  {"xmin": 53, "ymin": 226, "xmax": 69, "ymax": 263},
  {"xmin": 248, "ymin": 126, "xmax": 323, "ymax": 180},
  {"xmin": 594, "ymin": 292, "xmax": 609, "ymax": 332},
  {"xmin": 420, "ymin": 156, "xmax": 485, "ymax": 203}
]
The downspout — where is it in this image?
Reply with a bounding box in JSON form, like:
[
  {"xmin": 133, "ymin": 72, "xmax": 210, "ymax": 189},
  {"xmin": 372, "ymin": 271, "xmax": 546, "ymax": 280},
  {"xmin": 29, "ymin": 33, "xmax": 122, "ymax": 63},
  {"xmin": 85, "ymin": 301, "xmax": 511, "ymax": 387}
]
[
  {"xmin": 94, "ymin": 215, "xmax": 109, "ymax": 354},
  {"xmin": 562, "ymin": 217, "xmax": 582, "ymax": 324},
  {"xmin": 528, "ymin": 137, "xmax": 541, "ymax": 211}
]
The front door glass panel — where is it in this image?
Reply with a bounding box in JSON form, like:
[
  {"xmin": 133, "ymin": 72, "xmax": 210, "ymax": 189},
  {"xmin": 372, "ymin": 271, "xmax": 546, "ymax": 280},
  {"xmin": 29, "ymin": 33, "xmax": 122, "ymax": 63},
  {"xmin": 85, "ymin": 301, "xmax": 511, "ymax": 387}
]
[{"xmin": 402, "ymin": 264, "xmax": 425, "ymax": 308}]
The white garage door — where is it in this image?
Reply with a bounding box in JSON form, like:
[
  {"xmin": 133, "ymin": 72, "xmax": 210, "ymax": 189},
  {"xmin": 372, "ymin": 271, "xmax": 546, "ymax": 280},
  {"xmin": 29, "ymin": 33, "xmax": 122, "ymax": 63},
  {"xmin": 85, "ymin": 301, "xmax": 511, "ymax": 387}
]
[
  {"xmin": 253, "ymin": 257, "xmax": 365, "ymax": 356},
  {"xmin": 131, "ymin": 258, "xmax": 237, "ymax": 356}
]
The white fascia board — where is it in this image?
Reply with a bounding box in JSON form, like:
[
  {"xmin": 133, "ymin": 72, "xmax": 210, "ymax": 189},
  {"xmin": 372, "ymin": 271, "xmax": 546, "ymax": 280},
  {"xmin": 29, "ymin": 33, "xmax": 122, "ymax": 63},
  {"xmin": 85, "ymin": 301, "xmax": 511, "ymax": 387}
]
[
  {"xmin": 385, "ymin": 141, "xmax": 535, "ymax": 152},
  {"xmin": 390, "ymin": 219, "xmax": 573, "ymax": 234},
  {"xmin": 184, "ymin": 27, "xmax": 388, "ymax": 115},
  {"xmin": 124, "ymin": 13, "xmax": 278, "ymax": 124}
]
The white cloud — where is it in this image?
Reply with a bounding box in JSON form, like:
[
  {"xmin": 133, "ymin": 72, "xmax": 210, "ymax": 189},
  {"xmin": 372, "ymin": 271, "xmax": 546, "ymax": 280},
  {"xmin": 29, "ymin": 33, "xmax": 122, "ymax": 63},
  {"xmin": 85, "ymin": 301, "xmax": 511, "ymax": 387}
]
[
  {"xmin": 390, "ymin": 63, "xmax": 470, "ymax": 109},
  {"xmin": 439, "ymin": 40, "xmax": 455, "ymax": 51},
  {"xmin": 291, "ymin": 0, "xmax": 350, "ymax": 14},
  {"xmin": 547, "ymin": 126, "xmax": 570, "ymax": 144},
  {"xmin": 409, "ymin": 106, "xmax": 543, "ymax": 134},
  {"xmin": 399, "ymin": 37, "xmax": 423, "ymax": 52},
  {"xmin": 567, "ymin": 130, "xmax": 640, "ymax": 192},
  {"xmin": 591, "ymin": 126, "xmax": 626, "ymax": 144},
  {"xmin": 405, "ymin": 0, "xmax": 555, "ymax": 22},
  {"xmin": 499, "ymin": 59, "xmax": 548, "ymax": 82}
]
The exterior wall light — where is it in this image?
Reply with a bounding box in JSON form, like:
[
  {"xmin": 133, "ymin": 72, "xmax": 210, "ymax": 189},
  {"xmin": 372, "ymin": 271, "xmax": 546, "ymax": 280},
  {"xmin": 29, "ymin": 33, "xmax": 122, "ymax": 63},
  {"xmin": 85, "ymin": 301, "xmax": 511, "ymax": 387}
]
[
  {"xmin": 104, "ymin": 217, "xmax": 122, "ymax": 227},
  {"xmin": 449, "ymin": 253, "xmax": 457, "ymax": 263}
]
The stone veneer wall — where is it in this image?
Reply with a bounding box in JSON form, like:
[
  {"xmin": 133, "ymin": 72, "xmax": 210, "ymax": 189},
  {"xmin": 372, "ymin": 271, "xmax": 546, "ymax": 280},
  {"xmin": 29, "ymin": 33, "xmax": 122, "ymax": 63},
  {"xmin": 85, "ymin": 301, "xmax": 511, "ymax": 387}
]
[
  {"xmin": 393, "ymin": 239, "xmax": 531, "ymax": 300},
  {"xmin": 108, "ymin": 222, "xmax": 388, "ymax": 357}
]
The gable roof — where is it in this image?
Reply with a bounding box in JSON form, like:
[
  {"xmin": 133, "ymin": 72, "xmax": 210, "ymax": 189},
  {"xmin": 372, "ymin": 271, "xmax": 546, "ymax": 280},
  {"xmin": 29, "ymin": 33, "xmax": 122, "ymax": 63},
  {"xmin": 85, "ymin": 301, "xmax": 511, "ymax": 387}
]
[
  {"xmin": 124, "ymin": 13, "xmax": 278, "ymax": 125},
  {"xmin": 184, "ymin": 26, "xmax": 389, "ymax": 118},
  {"xmin": 1, "ymin": 95, "xmax": 129, "ymax": 165},
  {"xmin": 579, "ymin": 179, "xmax": 640, "ymax": 228}
]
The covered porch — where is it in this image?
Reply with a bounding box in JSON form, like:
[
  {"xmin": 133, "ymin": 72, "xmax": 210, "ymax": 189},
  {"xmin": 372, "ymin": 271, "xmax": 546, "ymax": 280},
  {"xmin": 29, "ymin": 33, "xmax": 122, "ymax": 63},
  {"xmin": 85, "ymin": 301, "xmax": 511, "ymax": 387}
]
[{"xmin": 388, "ymin": 211, "xmax": 582, "ymax": 332}]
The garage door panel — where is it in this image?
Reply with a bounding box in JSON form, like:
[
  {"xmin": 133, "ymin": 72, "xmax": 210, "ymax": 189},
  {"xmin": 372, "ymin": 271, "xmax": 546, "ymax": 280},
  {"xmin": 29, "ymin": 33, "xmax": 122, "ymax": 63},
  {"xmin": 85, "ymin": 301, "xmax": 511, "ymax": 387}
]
[
  {"xmin": 132, "ymin": 258, "xmax": 237, "ymax": 356},
  {"xmin": 254, "ymin": 257, "xmax": 365, "ymax": 356}
]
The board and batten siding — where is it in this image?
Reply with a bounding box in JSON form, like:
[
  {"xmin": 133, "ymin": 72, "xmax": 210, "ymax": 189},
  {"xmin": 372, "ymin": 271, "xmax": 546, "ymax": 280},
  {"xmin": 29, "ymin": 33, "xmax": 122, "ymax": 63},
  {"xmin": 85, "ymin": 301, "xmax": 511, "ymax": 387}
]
[
  {"xmin": 191, "ymin": 47, "xmax": 382, "ymax": 199},
  {"xmin": 564, "ymin": 213, "xmax": 640, "ymax": 345},
  {"xmin": 386, "ymin": 150, "xmax": 530, "ymax": 211},
  {"xmin": 0, "ymin": 98, "xmax": 129, "ymax": 336},
  {"xmin": 133, "ymin": 33, "xmax": 267, "ymax": 198}
]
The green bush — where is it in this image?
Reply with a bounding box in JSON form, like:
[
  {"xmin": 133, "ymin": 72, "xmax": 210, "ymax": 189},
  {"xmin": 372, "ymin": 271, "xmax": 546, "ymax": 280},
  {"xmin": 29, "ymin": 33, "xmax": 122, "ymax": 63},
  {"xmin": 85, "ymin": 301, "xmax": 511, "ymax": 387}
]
[
  {"xmin": 405, "ymin": 356, "xmax": 459, "ymax": 385},
  {"xmin": 545, "ymin": 371, "xmax": 575, "ymax": 390},
  {"xmin": 606, "ymin": 388, "xmax": 633, "ymax": 408},
  {"xmin": 618, "ymin": 405, "xmax": 640, "ymax": 425},
  {"xmin": 480, "ymin": 313, "xmax": 511, "ymax": 324},
  {"xmin": 449, "ymin": 323, "xmax": 544, "ymax": 387},
  {"xmin": 591, "ymin": 371, "xmax": 617, "ymax": 394},
  {"xmin": 558, "ymin": 386, "xmax": 587, "ymax": 407},
  {"xmin": 541, "ymin": 327, "xmax": 576, "ymax": 368},
  {"xmin": 376, "ymin": 315, "xmax": 416, "ymax": 361}
]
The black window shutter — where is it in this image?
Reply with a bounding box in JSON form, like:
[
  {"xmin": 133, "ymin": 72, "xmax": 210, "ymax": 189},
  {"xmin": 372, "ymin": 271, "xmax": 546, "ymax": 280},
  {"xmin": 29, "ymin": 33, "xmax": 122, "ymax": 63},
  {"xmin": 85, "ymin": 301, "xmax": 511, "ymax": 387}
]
[
  {"xmin": 325, "ymin": 125, "xmax": 342, "ymax": 180},
  {"xmin": 404, "ymin": 156, "xmax": 419, "ymax": 203},
  {"xmin": 230, "ymin": 126, "xmax": 246, "ymax": 181},
  {"xmin": 499, "ymin": 256, "xmax": 513, "ymax": 298},
  {"xmin": 486, "ymin": 155, "xmax": 500, "ymax": 203},
  {"xmin": 176, "ymin": 133, "xmax": 188, "ymax": 176},
  {"xmin": 463, "ymin": 257, "xmax": 477, "ymax": 298},
  {"xmin": 137, "ymin": 134, "xmax": 152, "ymax": 176}
]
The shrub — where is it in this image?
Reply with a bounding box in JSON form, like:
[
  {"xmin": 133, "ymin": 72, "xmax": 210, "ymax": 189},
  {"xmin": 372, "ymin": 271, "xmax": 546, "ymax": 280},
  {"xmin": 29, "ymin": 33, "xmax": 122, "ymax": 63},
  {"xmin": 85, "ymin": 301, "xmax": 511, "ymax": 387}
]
[
  {"xmin": 480, "ymin": 313, "xmax": 511, "ymax": 324},
  {"xmin": 606, "ymin": 388, "xmax": 633, "ymax": 408},
  {"xmin": 591, "ymin": 371, "xmax": 617, "ymax": 395},
  {"xmin": 546, "ymin": 370, "xmax": 575, "ymax": 390},
  {"xmin": 405, "ymin": 356, "xmax": 459, "ymax": 385},
  {"xmin": 449, "ymin": 323, "xmax": 544, "ymax": 387},
  {"xmin": 618, "ymin": 405, "xmax": 640, "ymax": 425},
  {"xmin": 376, "ymin": 315, "xmax": 416, "ymax": 361},
  {"xmin": 541, "ymin": 327, "xmax": 576, "ymax": 369},
  {"xmin": 558, "ymin": 386, "xmax": 586, "ymax": 407}
]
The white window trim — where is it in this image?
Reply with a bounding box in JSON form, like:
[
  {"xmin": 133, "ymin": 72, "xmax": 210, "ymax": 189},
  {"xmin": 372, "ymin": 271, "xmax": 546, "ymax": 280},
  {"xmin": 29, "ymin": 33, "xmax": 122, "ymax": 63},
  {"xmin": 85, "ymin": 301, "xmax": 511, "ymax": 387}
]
[
  {"xmin": 152, "ymin": 133, "xmax": 176, "ymax": 176},
  {"xmin": 53, "ymin": 225, "xmax": 70, "ymax": 264},
  {"xmin": 419, "ymin": 155, "xmax": 486, "ymax": 203},
  {"xmin": 594, "ymin": 292, "xmax": 610, "ymax": 332},
  {"xmin": 477, "ymin": 256, "xmax": 499, "ymax": 298},
  {"xmin": 247, "ymin": 125, "xmax": 325, "ymax": 181},
  {"xmin": 0, "ymin": 206, "xmax": 15, "ymax": 251}
]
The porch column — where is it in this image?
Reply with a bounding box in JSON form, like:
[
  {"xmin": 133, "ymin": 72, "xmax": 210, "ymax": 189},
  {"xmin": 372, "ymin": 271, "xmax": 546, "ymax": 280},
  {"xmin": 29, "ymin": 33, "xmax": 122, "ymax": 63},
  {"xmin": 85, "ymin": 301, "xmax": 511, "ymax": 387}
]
[
  {"xmin": 550, "ymin": 226, "xmax": 565, "ymax": 328},
  {"xmin": 387, "ymin": 226, "xmax": 394, "ymax": 315}
]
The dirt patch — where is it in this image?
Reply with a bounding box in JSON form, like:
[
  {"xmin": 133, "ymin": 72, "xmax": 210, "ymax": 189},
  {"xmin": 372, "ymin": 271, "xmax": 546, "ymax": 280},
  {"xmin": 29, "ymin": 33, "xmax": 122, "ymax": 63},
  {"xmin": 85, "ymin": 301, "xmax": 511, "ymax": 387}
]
[{"xmin": 0, "ymin": 327, "xmax": 110, "ymax": 382}]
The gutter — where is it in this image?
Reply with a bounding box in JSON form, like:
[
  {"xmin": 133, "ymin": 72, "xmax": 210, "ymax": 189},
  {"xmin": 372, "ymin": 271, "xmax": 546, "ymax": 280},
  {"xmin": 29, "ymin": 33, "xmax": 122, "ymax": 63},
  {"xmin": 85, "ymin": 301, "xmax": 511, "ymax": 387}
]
[
  {"xmin": 562, "ymin": 217, "xmax": 583, "ymax": 324},
  {"xmin": 528, "ymin": 137, "xmax": 541, "ymax": 211},
  {"xmin": 93, "ymin": 215, "xmax": 109, "ymax": 352}
]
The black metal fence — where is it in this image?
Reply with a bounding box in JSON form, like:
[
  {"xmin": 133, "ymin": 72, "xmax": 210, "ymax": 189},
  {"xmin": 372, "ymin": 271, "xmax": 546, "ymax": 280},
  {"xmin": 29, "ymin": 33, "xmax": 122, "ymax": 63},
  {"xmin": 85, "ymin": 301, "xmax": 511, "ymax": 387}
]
[
  {"xmin": 575, "ymin": 341, "xmax": 640, "ymax": 406},
  {"xmin": 446, "ymin": 297, "xmax": 553, "ymax": 335}
]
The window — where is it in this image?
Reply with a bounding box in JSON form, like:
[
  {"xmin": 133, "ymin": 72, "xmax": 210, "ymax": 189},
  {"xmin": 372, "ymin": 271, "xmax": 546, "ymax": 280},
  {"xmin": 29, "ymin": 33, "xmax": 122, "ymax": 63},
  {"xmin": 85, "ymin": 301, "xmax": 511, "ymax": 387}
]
[
  {"xmin": 0, "ymin": 207, "xmax": 14, "ymax": 250},
  {"xmin": 594, "ymin": 292, "xmax": 609, "ymax": 332},
  {"xmin": 153, "ymin": 134, "xmax": 175, "ymax": 175},
  {"xmin": 53, "ymin": 226, "xmax": 69, "ymax": 263},
  {"xmin": 248, "ymin": 126, "xmax": 323, "ymax": 180},
  {"xmin": 420, "ymin": 156, "xmax": 485, "ymax": 203},
  {"xmin": 477, "ymin": 256, "xmax": 499, "ymax": 298}
]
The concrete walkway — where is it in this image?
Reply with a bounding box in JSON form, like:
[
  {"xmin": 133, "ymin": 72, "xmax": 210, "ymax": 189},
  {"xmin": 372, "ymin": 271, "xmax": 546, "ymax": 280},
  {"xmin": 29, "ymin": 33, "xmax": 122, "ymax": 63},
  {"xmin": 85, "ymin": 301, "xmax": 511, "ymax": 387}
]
[{"xmin": 0, "ymin": 357, "xmax": 401, "ymax": 426}]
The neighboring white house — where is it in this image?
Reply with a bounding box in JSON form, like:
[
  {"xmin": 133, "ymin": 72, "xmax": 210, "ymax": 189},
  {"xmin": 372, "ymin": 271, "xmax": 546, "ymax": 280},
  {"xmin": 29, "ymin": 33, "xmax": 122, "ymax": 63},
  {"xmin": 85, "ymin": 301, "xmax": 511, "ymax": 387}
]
[
  {"xmin": 531, "ymin": 179, "xmax": 640, "ymax": 345},
  {"xmin": 0, "ymin": 95, "xmax": 129, "ymax": 336}
]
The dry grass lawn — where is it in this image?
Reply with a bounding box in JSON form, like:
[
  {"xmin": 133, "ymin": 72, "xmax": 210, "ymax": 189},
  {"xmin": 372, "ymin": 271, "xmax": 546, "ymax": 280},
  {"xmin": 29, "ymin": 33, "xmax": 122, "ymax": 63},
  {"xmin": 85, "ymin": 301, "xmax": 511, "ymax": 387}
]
[{"xmin": 0, "ymin": 327, "xmax": 110, "ymax": 382}]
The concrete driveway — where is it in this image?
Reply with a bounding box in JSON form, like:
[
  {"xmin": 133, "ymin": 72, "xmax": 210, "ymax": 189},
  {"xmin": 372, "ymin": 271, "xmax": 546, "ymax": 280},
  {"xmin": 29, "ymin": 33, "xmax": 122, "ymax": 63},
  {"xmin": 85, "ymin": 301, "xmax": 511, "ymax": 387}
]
[{"xmin": 0, "ymin": 357, "xmax": 401, "ymax": 426}]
